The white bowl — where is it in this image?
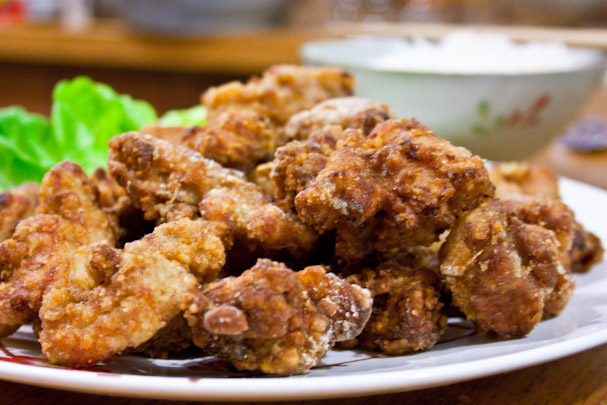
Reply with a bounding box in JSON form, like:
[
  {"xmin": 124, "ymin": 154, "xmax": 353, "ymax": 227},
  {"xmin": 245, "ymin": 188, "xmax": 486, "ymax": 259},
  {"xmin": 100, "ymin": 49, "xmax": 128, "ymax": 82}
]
[{"xmin": 301, "ymin": 36, "xmax": 607, "ymax": 161}]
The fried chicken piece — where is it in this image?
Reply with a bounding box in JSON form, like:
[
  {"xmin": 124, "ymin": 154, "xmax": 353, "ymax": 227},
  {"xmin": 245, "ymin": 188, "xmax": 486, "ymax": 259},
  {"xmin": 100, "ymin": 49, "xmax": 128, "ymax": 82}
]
[
  {"xmin": 282, "ymin": 97, "xmax": 394, "ymax": 142},
  {"xmin": 570, "ymin": 225, "xmax": 604, "ymax": 273},
  {"xmin": 183, "ymin": 66, "xmax": 354, "ymax": 172},
  {"xmin": 0, "ymin": 162, "xmax": 116, "ymax": 337},
  {"xmin": 490, "ymin": 162, "xmax": 604, "ymax": 273},
  {"xmin": 268, "ymin": 98, "xmax": 394, "ymax": 206},
  {"xmin": 0, "ymin": 182, "xmax": 39, "ymax": 242},
  {"xmin": 340, "ymin": 248, "xmax": 446, "ymax": 355},
  {"xmin": 185, "ymin": 259, "xmax": 371, "ymax": 376},
  {"xmin": 91, "ymin": 168, "xmax": 155, "ymax": 246},
  {"xmin": 183, "ymin": 108, "xmax": 278, "ymax": 173},
  {"xmin": 203, "ymin": 65, "xmax": 354, "ymax": 127},
  {"xmin": 439, "ymin": 199, "xmax": 573, "ymax": 338},
  {"xmin": 500, "ymin": 196, "xmax": 575, "ymax": 316},
  {"xmin": 108, "ymin": 132, "xmax": 318, "ymax": 253},
  {"xmin": 489, "ymin": 162, "xmax": 560, "ymax": 200},
  {"xmin": 269, "ymin": 126, "xmax": 347, "ymax": 208},
  {"xmin": 39, "ymin": 218, "xmax": 224, "ymax": 367},
  {"xmin": 294, "ymin": 119, "xmax": 495, "ymax": 259}
]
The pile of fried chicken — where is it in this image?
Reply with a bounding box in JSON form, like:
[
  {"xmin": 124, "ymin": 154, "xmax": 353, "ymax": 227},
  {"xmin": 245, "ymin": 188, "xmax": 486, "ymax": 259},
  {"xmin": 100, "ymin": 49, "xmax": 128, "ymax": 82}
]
[{"xmin": 0, "ymin": 65, "xmax": 603, "ymax": 376}]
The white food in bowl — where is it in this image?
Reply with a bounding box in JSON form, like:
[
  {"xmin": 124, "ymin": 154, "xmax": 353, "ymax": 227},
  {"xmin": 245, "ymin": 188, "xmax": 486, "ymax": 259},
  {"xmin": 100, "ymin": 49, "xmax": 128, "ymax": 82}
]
[{"xmin": 301, "ymin": 31, "xmax": 607, "ymax": 161}]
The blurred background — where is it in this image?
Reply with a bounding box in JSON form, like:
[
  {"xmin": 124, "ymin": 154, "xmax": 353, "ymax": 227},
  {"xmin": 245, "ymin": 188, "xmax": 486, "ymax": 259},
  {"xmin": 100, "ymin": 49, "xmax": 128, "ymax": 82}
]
[{"xmin": 0, "ymin": 0, "xmax": 605, "ymax": 185}]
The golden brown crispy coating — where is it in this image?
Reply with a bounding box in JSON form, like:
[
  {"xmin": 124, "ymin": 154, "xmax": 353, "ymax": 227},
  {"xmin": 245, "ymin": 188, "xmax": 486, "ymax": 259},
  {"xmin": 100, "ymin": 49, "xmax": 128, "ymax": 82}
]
[
  {"xmin": 108, "ymin": 132, "xmax": 318, "ymax": 253},
  {"xmin": 269, "ymin": 126, "xmax": 347, "ymax": 208},
  {"xmin": 570, "ymin": 224, "xmax": 604, "ymax": 273},
  {"xmin": 0, "ymin": 182, "xmax": 38, "ymax": 242},
  {"xmin": 490, "ymin": 162, "xmax": 603, "ymax": 274},
  {"xmin": 203, "ymin": 65, "xmax": 354, "ymax": 127},
  {"xmin": 183, "ymin": 108, "xmax": 278, "ymax": 173},
  {"xmin": 294, "ymin": 119, "xmax": 495, "ymax": 259},
  {"xmin": 341, "ymin": 248, "xmax": 446, "ymax": 355},
  {"xmin": 439, "ymin": 199, "xmax": 573, "ymax": 338},
  {"xmin": 39, "ymin": 218, "xmax": 224, "ymax": 367},
  {"xmin": 185, "ymin": 259, "xmax": 371, "ymax": 376},
  {"xmin": 282, "ymin": 96, "xmax": 394, "ymax": 142},
  {"xmin": 0, "ymin": 162, "xmax": 115, "ymax": 337},
  {"xmin": 297, "ymin": 265, "xmax": 372, "ymax": 341},
  {"xmin": 500, "ymin": 196, "xmax": 576, "ymax": 317},
  {"xmin": 489, "ymin": 162, "xmax": 560, "ymax": 200}
]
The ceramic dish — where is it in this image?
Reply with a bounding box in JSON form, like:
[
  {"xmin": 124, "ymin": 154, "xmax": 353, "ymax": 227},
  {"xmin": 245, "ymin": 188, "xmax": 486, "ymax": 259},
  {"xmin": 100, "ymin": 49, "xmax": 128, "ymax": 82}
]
[{"xmin": 0, "ymin": 177, "xmax": 605, "ymax": 401}]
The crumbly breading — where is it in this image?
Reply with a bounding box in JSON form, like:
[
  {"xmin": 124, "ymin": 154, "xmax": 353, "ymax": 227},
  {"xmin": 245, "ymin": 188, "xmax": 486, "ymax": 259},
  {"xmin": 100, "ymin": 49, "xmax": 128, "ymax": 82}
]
[
  {"xmin": 39, "ymin": 218, "xmax": 224, "ymax": 367},
  {"xmin": 0, "ymin": 182, "xmax": 39, "ymax": 242},
  {"xmin": 109, "ymin": 132, "xmax": 318, "ymax": 253},
  {"xmin": 203, "ymin": 65, "xmax": 354, "ymax": 127},
  {"xmin": 183, "ymin": 108, "xmax": 278, "ymax": 173},
  {"xmin": 340, "ymin": 247, "xmax": 446, "ymax": 355},
  {"xmin": 185, "ymin": 259, "xmax": 371, "ymax": 376},
  {"xmin": 490, "ymin": 162, "xmax": 603, "ymax": 274},
  {"xmin": 294, "ymin": 119, "xmax": 495, "ymax": 258},
  {"xmin": 439, "ymin": 199, "xmax": 573, "ymax": 338},
  {"xmin": 0, "ymin": 162, "xmax": 115, "ymax": 337},
  {"xmin": 281, "ymin": 96, "xmax": 394, "ymax": 142},
  {"xmin": 269, "ymin": 126, "xmax": 351, "ymax": 208},
  {"xmin": 500, "ymin": 196, "xmax": 576, "ymax": 317}
]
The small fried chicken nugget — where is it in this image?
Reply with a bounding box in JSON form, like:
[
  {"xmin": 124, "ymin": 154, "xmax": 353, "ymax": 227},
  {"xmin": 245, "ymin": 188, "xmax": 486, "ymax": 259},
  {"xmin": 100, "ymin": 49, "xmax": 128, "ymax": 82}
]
[
  {"xmin": 185, "ymin": 259, "xmax": 371, "ymax": 376},
  {"xmin": 439, "ymin": 199, "xmax": 573, "ymax": 338},
  {"xmin": 39, "ymin": 218, "xmax": 224, "ymax": 367},
  {"xmin": 295, "ymin": 119, "xmax": 495, "ymax": 258}
]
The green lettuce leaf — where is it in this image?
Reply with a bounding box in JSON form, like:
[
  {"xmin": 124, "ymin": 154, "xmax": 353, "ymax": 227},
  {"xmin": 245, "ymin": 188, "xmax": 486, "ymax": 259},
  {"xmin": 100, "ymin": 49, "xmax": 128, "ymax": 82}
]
[
  {"xmin": 0, "ymin": 107, "xmax": 54, "ymax": 190},
  {"xmin": 51, "ymin": 76, "xmax": 157, "ymax": 174},
  {"xmin": 158, "ymin": 105, "xmax": 206, "ymax": 127},
  {"xmin": 0, "ymin": 77, "xmax": 157, "ymax": 191}
]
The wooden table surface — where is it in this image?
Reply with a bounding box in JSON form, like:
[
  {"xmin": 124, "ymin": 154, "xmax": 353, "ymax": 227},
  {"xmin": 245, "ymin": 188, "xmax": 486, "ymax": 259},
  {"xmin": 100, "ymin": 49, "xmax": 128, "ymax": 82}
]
[
  {"xmin": 0, "ymin": 343, "xmax": 605, "ymax": 404},
  {"xmin": 0, "ymin": 21, "xmax": 605, "ymax": 405}
]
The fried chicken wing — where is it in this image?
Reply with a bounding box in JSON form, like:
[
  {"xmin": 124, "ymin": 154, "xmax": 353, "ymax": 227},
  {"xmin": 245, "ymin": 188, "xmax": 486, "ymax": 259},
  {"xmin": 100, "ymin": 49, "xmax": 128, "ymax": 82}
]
[
  {"xmin": 108, "ymin": 132, "xmax": 318, "ymax": 253},
  {"xmin": 39, "ymin": 218, "xmax": 224, "ymax": 367},
  {"xmin": 294, "ymin": 119, "xmax": 495, "ymax": 258},
  {"xmin": 439, "ymin": 199, "xmax": 573, "ymax": 338},
  {"xmin": 0, "ymin": 162, "xmax": 115, "ymax": 337},
  {"xmin": 0, "ymin": 182, "xmax": 38, "ymax": 242},
  {"xmin": 185, "ymin": 259, "xmax": 371, "ymax": 376}
]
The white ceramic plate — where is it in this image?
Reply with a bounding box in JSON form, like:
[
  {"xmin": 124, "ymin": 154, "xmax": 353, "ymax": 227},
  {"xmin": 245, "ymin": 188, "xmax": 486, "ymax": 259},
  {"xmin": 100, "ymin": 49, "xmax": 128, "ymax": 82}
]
[{"xmin": 0, "ymin": 177, "xmax": 605, "ymax": 402}]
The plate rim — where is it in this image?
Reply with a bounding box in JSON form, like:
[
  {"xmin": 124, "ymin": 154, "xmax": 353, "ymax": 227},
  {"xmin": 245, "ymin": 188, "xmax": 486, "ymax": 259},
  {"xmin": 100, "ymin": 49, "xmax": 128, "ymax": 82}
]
[{"xmin": 0, "ymin": 176, "xmax": 605, "ymax": 401}]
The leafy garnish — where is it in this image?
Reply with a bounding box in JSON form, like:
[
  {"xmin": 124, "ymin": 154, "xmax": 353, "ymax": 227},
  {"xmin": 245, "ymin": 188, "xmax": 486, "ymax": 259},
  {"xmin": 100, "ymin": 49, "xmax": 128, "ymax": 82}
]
[
  {"xmin": 0, "ymin": 77, "xmax": 158, "ymax": 191},
  {"xmin": 158, "ymin": 105, "xmax": 206, "ymax": 127}
]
